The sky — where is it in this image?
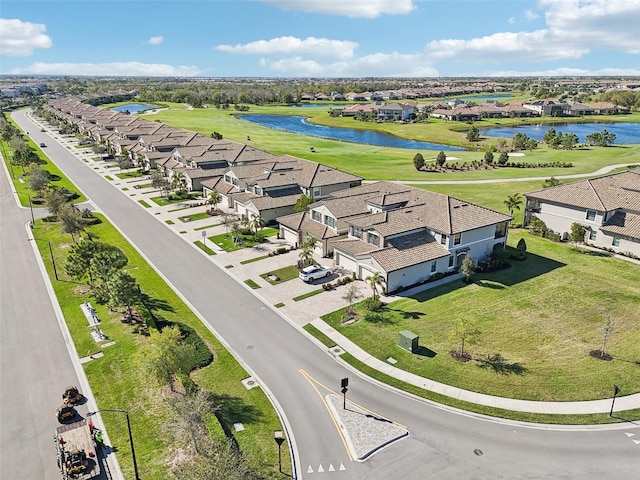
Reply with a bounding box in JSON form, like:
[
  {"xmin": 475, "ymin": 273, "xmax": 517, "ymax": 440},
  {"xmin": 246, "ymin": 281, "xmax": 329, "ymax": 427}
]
[{"xmin": 1, "ymin": 0, "xmax": 639, "ymax": 78}]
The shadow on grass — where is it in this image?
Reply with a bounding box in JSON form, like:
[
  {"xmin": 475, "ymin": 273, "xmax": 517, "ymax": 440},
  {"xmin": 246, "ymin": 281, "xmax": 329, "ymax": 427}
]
[
  {"xmin": 414, "ymin": 346, "xmax": 437, "ymax": 358},
  {"xmin": 139, "ymin": 292, "xmax": 175, "ymax": 314},
  {"xmin": 386, "ymin": 308, "xmax": 425, "ymax": 320},
  {"xmin": 474, "ymin": 280, "xmax": 506, "ymax": 290},
  {"xmin": 476, "ymin": 353, "xmax": 528, "ymax": 375},
  {"xmin": 363, "ymin": 311, "xmax": 396, "ymax": 326},
  {"xmin": 211, "ymin": 393, "xmax": 262, "ymax": 429}
]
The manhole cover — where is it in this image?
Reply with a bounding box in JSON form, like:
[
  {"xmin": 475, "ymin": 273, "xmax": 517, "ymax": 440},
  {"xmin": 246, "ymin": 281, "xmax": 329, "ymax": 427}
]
[
  {"xmin": 474, "ymin": 449, "xmax": 483, "ymax": 456},
  {"xmin": 333, "ymin": 348, "xmax": 341, "ymax": 353},
  {"xmin": 247, "ymin": 345, "xmax": 254, "ymax": 350},
  {"xmin": 247, "ymin": 380, "xmax": 255, "ymax": 385}
]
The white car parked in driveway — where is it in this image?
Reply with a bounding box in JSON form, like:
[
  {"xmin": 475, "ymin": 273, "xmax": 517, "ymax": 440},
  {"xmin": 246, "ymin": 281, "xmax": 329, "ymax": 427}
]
[{"xmin": 299, "ymin": 265, "xmax": 332, "ymax": 282}]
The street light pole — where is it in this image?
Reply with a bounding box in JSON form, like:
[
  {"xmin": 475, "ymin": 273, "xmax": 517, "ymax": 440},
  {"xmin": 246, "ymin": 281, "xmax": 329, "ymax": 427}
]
[
  {"xmin": 88, "ymin": 409, "xmax": 141, "ymax": 480},
  {"xmin": 32, "ymin": 237, "xmax": 58, "ymax": 280},
  {"xmin": 273, "ymin": 430, "xmax": 285, "ymax": 473},
  {"xmin": 14, "ymin": 191, "xmax": 35, "ymax": 227},
  {"xmin": 610, "ymin": 385, "xmax": 620, "ymax": 417}
]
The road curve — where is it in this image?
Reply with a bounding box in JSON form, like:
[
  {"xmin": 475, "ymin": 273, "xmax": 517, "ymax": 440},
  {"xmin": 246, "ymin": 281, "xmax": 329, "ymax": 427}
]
[{"xmin": 12, "ymin": 109, "xmax": 640, "ymax": 480}]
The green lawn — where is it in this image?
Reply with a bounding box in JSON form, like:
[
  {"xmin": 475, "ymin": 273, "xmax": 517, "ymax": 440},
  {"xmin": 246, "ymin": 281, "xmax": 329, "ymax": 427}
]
[
  {"xmin": 293, "ymin": 289, "xmax": 324, "ymax": 302},
  {"xmin": 31, "ymin": 216, "xmax": 289, "ymax": 479},
  {"xmin": 209, "ymin": 231, "xmax": 272, "ymax": 252},
  {"xmin": 193, "ymin": 240, "xmax": 216, "ymax": 255},
  {"xmin": 138, "ymin": 199, "xmax": 151, "ymax": 208},
  {"xmin": 179, "ymin": 211, "xmax": 210, "ymax": 222},
  {"xmin": 322, "ymin": 230, "xmax": 640, "ymax": 402},
  {"xmin": 146, "ymin": 102, "xmax": 640, "ymax": 183},
  {"xmin": 244, "ymin": 279, "xmax": 261, "ymax": 289},
  {"xmin": 116, "ymin": 170, "xmax": 145, "ymax": 179},
  {"xmin": 260, "ymin": 265, "xmax": 299, "ymax": 285},
  {"xmin": 149, "ymin": 192, "xmax": 201, "ymax": 206}
]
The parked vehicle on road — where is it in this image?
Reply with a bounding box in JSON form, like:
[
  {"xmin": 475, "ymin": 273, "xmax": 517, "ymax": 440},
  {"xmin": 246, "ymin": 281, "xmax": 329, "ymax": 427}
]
[
  {"xmin": 56, "ymin": 404, "xmax": 77, "ymax": 423},
  {"xmin": 55, "ymin": 419, "xmax": 100, "ymax": 479},
  {"xmin": 299, "ymin": 265, "xmax": 332, "ymax": 282},
  {"xmin": 62, "ymin": 386, "xmax": 83, "ymax": 405},
  {"xmin": 39, "ymin": 142, "xmax": 47, "ymax": 147}
]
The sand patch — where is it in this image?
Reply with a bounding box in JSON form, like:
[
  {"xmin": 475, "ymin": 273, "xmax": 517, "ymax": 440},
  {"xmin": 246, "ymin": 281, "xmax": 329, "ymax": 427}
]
[{"xmin": 508, "ymin": 152, "xmax": 525, "ymax": 157}]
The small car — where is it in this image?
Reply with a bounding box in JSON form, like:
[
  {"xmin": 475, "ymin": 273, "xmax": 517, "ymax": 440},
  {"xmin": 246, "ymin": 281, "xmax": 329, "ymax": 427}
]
[
  {"xmin": 40, "ymin": 128, "xmax": 46, "ymax": 132},
  {"xmin": 299, "ymin": 265, "xmax": 332, "ymax": 282},
  {"xmin": 56, "ymin": 404, "xmax": 78, "ymax": 422},
  {"xmin": 39, "ymin": 142, "xmax": 46, "ymax": 147}
]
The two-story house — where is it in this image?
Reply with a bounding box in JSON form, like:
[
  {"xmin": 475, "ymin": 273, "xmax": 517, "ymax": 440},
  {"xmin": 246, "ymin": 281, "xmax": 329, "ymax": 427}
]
[
  {"xmin": 278, "ymin": 182, "xmax": 512, "ymax": 292},
  {"xmin": 524, "ymin": 168, "xmax": 640, "ymax": 257}
]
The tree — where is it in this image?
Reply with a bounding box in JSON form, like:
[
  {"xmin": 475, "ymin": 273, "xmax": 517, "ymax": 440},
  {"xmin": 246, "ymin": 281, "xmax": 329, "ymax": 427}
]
[
  {"xmin": 466, "ymin": 126, "xmax": 480, "ymax": 142},
  {"xmin": 171, "ymin": 172, "xmax": 187, "ymax": 194},
  {"xmin": 298, "ymin": 235, "xmax": 317, "ymax": 267},
  {"xmin": 600, "ymin": 314, "xmax": 615, "ymax": 359},
  {"xmin": 151, "ymin": 170, "xmax": 170, "ymax": 196},
  {"xmin": 436, "ymin": 150, "xmax": 447, "ymax": 167},
  {"xmin": 248, "ymin": 213, "xmax": 265, "ymax": 239},
  {"xmin": 365, "ymin": 271, "xmax": 385, "ymax": 300},
  {"xmin": 65, "ymin": 240, "xmax": 108, "ymax": 285},
  {"xmin": 569, "ymin": 222, "xmax": 586, "ymax": 249},
  {"xmin": 206, "ymin": 189, "xmax": 221, "ymax": 213},
  {"xmin": 413, "ymin": 153, "xmax": 425, "ymax": 170},
  {"xmin": 448, "ymin": 318, "xmax": 479, "ymax": 361},
  {"xmin": 516, "ymin": 238, "xmax": 527, "ymax": 252},
  {"xmin": 221, "ymin": 213, "xmax": 235, "ymax": 236},
  {"xmin": 542, "ymin": 177, "xmax": 562, "ymax": 188},
  {"xmin": 342, "ymin": 283, "xmax": 363, "ymax": 320},
  {"xmin": 106, "ymin": 271, "xmax": 139, "ymax": 319},
  {"xmin": 561, "ymin": 133, "xmax": 578, "ymax": 150},
  {"xmin": 165, "ymin": 389, "xmax": 218, "ymax": 457},
  {"xmin": 512, "ymin": 132, "xmax": 528, "ymax": 150},
  {"xmin": 543, "ymin": 127, "xmax": 558, "ymax": 146},
  {"xmin": 461, "ymin": 255, "xmax": 475, "ymax": 283},
  {"xmin": 483, "ymin": 150, "xmax": 494, "ymax": 165},
  {"xmin": 44, "ymin": 189, "xmax": 67, "ymax": 217},
  {"xmin": 503, "ymin": 193, "xmax": 523, "ymax": 216},
  {"xmin": 498, "ymin": 151, "xmax": 509, "ymax": 165},
  {"xmin": 90, "ymin": 245, "xmax": 129, "ymax": 288},
  {"xmin": 525, "ymin": 139, "xmax": 538, "ymax": 150},
  {"xmin": 294, "ymin": 194, "xmax": 314, "ymax": 213},
  {"xmin": 137, "ymin": 326, "xmax": 196, "ymax": 392},
  {"xmin": 28, "ymin": 164, "xmax": 51, "ymax": 195},
  {"xmin": 58, "ymin": 204, "xmax": 84, "ymax": 243}
]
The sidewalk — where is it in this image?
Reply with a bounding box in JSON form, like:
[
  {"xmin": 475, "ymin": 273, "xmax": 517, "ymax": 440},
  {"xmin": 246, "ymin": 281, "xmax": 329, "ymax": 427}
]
[{"xmin": 310, "ymin": 318, "xmax": 640, "ymax": 415}]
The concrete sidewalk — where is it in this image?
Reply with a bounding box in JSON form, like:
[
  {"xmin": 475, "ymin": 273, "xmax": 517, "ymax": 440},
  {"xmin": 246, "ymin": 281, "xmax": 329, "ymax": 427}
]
[{"xmin": 311, "ymin": 318, "xmax": 640, "ymax": 415}]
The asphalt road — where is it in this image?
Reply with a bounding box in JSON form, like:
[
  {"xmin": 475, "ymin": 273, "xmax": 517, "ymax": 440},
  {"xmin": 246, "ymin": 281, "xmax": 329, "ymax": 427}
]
[{"xmin": 9, "ymin": 109, "xmax": 640, "ymax": 479}]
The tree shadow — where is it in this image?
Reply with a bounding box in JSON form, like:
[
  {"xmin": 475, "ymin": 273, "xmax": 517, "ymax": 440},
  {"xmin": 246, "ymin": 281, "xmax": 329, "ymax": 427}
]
[
  {"xmin": 210, "ymin": 393, "xmax": 262, "ymax": 430},
  {"xmin": 476, "ymin": 353, "xmax": 527, "ymax": 375},
  {"xmin": 474, "ymin": 280, "xmax": 506, "ymax": 290},
  {"xmin": 139, "ymin": 292, "xmax": 175, "ymax": 313},
  {"xmin": 363, "ymin": 311, "xmax": 396, "ymax": 326},
  {"xmin": 386, "ymin": 307, "xmax": 425, "ymax": 320}
]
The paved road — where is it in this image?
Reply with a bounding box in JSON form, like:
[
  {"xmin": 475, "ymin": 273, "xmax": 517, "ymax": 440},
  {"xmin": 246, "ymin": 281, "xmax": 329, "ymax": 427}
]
[{"xmin": 11, "ymin": 109, "xmax": 640, "ymax": 479}]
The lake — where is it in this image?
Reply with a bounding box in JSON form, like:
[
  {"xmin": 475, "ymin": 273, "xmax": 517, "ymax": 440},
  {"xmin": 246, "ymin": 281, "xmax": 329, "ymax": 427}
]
[
  {"xmin": 111, "ymin": 103, "xmax": 158, "ymax": 114},
  {"xmin": 459, "ymin": 93, "xmax": 514, "ymax": 102},
  {"xmin": 237, "ymin": 114, "xmax": 466, "ymax": 151},
  {"xmin": 481, "ymin": 122, "xmax": 640, "ymax": 144}
]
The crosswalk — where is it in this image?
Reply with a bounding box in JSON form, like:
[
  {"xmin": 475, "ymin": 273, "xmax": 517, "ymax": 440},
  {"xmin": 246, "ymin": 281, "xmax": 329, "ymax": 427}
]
[{"xmin": 307, "ymin": 462, "xmax": 347, "ymax": 473}]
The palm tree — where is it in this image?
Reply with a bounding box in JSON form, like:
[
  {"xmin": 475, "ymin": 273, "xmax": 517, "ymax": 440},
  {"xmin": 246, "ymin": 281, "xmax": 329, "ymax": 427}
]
[
  {"xmin": 249, "ymin": 213, "xmax": 265, "ymax": 239},
  {"xmin": 503, "ymin": 193, "xmax": 523, "ymax": 216},
  {"xmin": 298, "ymin": 235, "xmax": 317, "ymax": 268},
  {"xmin": 171, "ymin": 172, "xmax": 187, "ymax": 195},
  {"xmin": 206, "ymin": 189, "xmax": 221, "ymax": 213},
  {"xmin": 366, "ymin": 272, "xmax": 385, "ymax": 300}
]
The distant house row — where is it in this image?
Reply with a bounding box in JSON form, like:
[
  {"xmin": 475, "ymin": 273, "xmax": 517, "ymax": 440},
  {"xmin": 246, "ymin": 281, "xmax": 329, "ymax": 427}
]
[
  {"xmin": 43, "ymin": 97, "xmax": 516, "ymax": 293},
  {"xmin": 524, "ymin": 168, "xmax": 640, "ymax": 258}
]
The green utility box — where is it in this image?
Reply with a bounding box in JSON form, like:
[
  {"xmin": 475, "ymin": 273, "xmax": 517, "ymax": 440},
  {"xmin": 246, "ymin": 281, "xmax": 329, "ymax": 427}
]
[{"xmin": 398, "ymin": 330, "xmax": 419, "ymax": 353}]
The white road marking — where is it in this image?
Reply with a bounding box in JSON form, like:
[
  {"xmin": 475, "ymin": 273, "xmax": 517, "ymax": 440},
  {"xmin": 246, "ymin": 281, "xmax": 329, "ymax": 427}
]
[
  {"xmin": 340, "ymin": 463, "xmax": 346, "ymax": 471},
  {"xmin": 624, "ymin": 432, "xmax": 635, "ymax": 437},
  {"xmin": 329, "ymin": 464, "xmax": 335, "ymax": 471},
  {"xmin": 318, "ymin": 465, "xmax": 325, "ymax": 472},
  {"xmin": 308, "ymin": 465, "xmax": 314, "ymax": 473}
]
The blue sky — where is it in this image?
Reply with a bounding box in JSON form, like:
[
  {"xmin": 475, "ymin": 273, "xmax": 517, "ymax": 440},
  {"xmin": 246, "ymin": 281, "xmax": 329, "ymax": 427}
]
[{"xmin": 1, "ymin": 0, "xmax": 639, "ymax": 77}]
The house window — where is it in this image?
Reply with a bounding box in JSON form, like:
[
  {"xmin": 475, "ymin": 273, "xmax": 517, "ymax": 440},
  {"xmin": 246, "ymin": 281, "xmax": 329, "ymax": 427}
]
[
  {"xmin": 311, "ymin": 210, "xmax": 321, "ymax": 222},
  {"xmin": 586, "ymin": 210, "xmax": 597, "ymax": 221},
  {"xmin": 351, "ymin": 226, "xmax": 363, "ymax": 239},
  {"xmin": 495, "ymin": 222, "xmax": 507, "ymax": 239},
  {"xmin": 224, "ymin": 174, "xmax": 232, "ymax": 184},
  {"xmin": 367, "ymin": 232, "xmax": 380, "ymax": 246},
  {"xmin": 430, "ymin": 261, "xmax": 437, "ymax": 273},
  {"xmin": 255, "ymin": 186, "xmax": 262, "ymax": 195},
  {"xmin": 589, "ymin": 230, "xmax": 597, "ymax": 241},
  {"xmin": 453, "ymin": 233, "xmax": 462, "ymax": 246},
  {"xmin": 324, "ymin": 215, "xmax": 336, "ymax": 228},
  {"xmin": 313, "ymin": 187, "xmax": 321, "ymax": 197},
  {"xmin": 612, "ymin": 236, "xmax": 620, "ymax": 247},
  {"xmin": 448, "ymin": 255, "xmax": 454, "ymax": 268},
  {"xmin": 441, "ymin": 234, "xmax": 447, "ymax": 245}
]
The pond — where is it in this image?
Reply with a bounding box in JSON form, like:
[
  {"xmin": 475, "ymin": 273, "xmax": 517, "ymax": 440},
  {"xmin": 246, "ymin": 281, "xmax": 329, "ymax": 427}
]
[
  {"xmin": 111, "ymin": 103, "xmax": 158, "ymax": 114},
  {"xmin": 481, "ymin": 122, "xmax": 640, "ymax": 144},
  {"xmin": 237, "ymin": 114, "xmax": 466, "ymax": 151},
  {"xmin": 458, "ymin": 93, "xmax": 514, "ymax": 102}
]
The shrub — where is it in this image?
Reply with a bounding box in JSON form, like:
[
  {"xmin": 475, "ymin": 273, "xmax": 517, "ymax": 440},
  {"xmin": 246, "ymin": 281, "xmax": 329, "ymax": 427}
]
[
  {"xmin": 516, "ymin": 238, "xmax": 527, "ymax": 252},
  {"xmin": 363, "ymin": 297, "xmax": 382, "ymax": 312},
  {"xmin": 510, "ymin": 251, "xmax": 527, "ymax": 261},
  {"xmin": 276, "ymin": 247, "xmax": 287, "ymax": 254}
]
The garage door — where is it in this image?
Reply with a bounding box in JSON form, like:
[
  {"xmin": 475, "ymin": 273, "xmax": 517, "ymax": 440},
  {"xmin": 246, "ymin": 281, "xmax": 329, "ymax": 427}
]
[
  {"xmin": 282, "ymin": 227, "xmax": 299, "ymax": 246},
  {"xmin": 337, "ymin": 254, "xmax": 358, "ymax": 274}
]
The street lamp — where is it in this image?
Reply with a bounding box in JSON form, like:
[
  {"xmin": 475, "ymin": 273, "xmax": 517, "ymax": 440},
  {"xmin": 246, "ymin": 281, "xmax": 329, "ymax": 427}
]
[
  {"xmin": 273, "ymin": 430, "xmax": 285, "ymax": 473},
  {"xmin": 13, "ymin": 191, "xmax": 35, "ymax": 227},
  {"xmin": 610, "ymin": 385, "xmax": 621, "ymax": 417},
  {"xmin": 88, "ymin": 409, "xmax": 141, "ymax": 480},
  {"xmin": 31, "ymin": 237, "xmax": 58, "ymax": 280}
]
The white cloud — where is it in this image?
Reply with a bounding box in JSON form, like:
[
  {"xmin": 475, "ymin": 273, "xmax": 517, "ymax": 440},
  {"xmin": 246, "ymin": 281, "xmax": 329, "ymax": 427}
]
[
  {"xmin": 425, "ymin": 0, "xmax": 640, "ymax": 65},
  {"xmin": 217, "ymin": 36, "xmax": 358, "ymax": 60},
  {"xmin": 508, "ymin": 16, "xmax": 516, "ymax": 24},
  {"xmin": 485, "ymin": 66, "xmax": 640, "ymax": 77},
  {"xmin": 10, "ymin": 62, "xmax": 201, "ymax": 77},
  {"xmin": 524, "ymin": 9, "xmax": 539, "ymax": 21},
  {"xmin": 0, "ymin": 18, "xmax": 52, "ymax": 57},
  {"xmin": 148, "ymin": 36, "xmax": 164, "ymax": 45},
  {"xmin": 263, "ymin": 52, "xmax": 438, "ymax": 77},
  {"xmin": 263, "ymin": 0, "xmax": 415, "ymax": 18}
]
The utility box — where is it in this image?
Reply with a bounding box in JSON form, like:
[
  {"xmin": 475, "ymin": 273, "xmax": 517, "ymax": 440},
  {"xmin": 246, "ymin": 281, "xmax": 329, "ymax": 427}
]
[{"xmin": 398, "ymin": 330, "xmax": 419, "ymax": 353}]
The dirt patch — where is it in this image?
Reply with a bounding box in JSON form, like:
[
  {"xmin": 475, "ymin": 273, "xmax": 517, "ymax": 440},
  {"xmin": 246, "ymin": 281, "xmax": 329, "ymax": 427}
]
[
  {"xmin": 589, "ymin": 350, "xmax": 613, "ymax": 361},
  {"xmin": 73, "ymin": 285, "xmax": 92, "ymax": 295},
  {"xmin": 450, "ymin": 351, "xmax": 472, "ymax": 362}
]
